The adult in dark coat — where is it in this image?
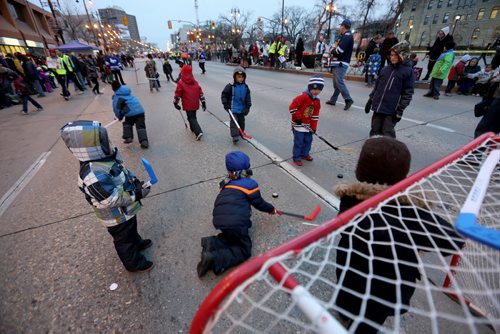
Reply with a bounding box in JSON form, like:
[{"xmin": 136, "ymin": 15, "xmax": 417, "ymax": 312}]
[
  {"xmin": 295, "ymin": 37, "xmax": 305, "ymax": 68},
  {"xmin": 380, "ymin": 31, "xmax": 399, "ymax": 70},
  {"xmin": 17, "ymin": 54, "xmax": 45, "ymax": 97},
  {"xmin": 364, "ymin": 34, "xmax": 381, "ymax": 82},
  {"xmin": 334, "ymin": 137, "xmax": 465, "ymax": 334},
  {"xmin": 422, "ymin": 26, "xmax": 454, "ymax": 80}
]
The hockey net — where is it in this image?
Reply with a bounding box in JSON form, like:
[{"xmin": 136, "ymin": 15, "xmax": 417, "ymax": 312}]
[{"xmin": 190, "ymin": 133, "xmax": 500, "ymax": 334}]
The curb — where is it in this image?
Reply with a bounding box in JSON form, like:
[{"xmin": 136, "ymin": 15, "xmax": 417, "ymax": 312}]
[{"xmin": 224, "ymin": 63, "xmax": 433, "ymax": 90}]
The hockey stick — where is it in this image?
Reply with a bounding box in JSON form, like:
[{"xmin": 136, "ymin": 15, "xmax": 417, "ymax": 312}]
[
  {"xmin": 227, "ymin": 109, "xmax": 252, "ymax": 139},
  {"xmin": 104, "ymin": 119, "xmax": 119, "ymax": 128},
  {"xmin": 313, "ymin": 133, "xmax": 353, "ymax": 152},
  {"xmin": 177, "ymin": 108, "xmax": 188, "ymax": 129},
  {"xmin": 141, "ymin": 157, "xmax": 158, "ymax": 188},
  {"xmin": 281, "ymin": 204, "xmax": 321, "ymax": 221},
  {"xmin": 455, "ymin": 149, "xmax": 500, "ymax": 250}
]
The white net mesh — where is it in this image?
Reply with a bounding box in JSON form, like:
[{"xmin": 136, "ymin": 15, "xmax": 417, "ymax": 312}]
[{"xmin": 201, "ymin": 137, "xmax": 500, "ymax": 334}]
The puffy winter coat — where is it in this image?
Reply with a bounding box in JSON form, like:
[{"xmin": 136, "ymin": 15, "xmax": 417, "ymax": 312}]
[
  {"xmin": 163, "ymin": 61, "xmax": 173, "ymax": 74},
  {"xmin": 144, "ymin": 60, "xmax": 157, "ymax": 78},
  {"xmin": 369, "ymin": 59, "xmax": 415, "ymax": 116},
  {"xmin": 175, "ymin": 65, "xmax": 203, "ymax": 111},
  {"xmin": 333, "ymin": 182, "xmax": 464, "ymax": 329},
  {"xmin": 105, "ymin": 56, "xmax": 123, "ymax": 71},
  {"xmin": 330, "ymin": 30, "xmax": 354, "ymax": 67},
  {"xmin": 428, "ymin": 27, "xmax": 454, "ymax": 61},
  {"xmin": 79, "ymin": 158, "xmax": 141, "ymax": 227},
  {"xmin": 112, "ymin": 85, "xmax": 145, "ymax": 120},
  {"xmin": 289, "ymin": 90, "xmax": 321, "ymax": 132},
  {"xmin": 221, "ymin": 82, "xmax": 252, "ymax": 114},
  {"xmin": 430, "ymin": 49, "xmax": 454, "ymax": 80},
  {"xmin": 447, "ymin": 58, "xmax": 468, "ymax": 81},
  {"xmin": 212, "ymin": 177, "xmax": 274, "ymax": 230},
  {"xmin": 366, "ymin": 54, "xmax": 381, "ymax": 76}
]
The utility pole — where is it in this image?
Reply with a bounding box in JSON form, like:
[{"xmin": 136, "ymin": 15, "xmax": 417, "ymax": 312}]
[
  {"xmin": 194, "ymin": 0, "xmax": 200, "ymax": 27},
  {"xmin": 47, "ymin": 0, "xmax": 65, "ymax": 44},
  {"xmin": 280, "ymin": 0, "xmax": 284, "ymax": 38}
]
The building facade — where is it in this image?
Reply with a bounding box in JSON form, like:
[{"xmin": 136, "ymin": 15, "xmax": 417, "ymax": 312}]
[
  {"xmin": 0, "ymin": 0, "xmax": 57, "ymax": 56},
  {"xmin": 399, "ymin": 0, "xmax": 499, "ymax": 48},
  {"xmin": 98, "ymin": 7, "xmax": 140, "ymax": 41}
]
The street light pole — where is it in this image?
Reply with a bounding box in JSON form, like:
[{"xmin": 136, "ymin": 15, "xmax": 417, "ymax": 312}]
[
  {"xmin": 77, "ymin": 0, "xmax": 99, "ymax": 47},
  {"xmin": 326, "ymin": 1, "xmax": 336, "ymax": 40},
  {"xmin": 281, "ymin": 0, "xmax": 284, "ymax": 38}
]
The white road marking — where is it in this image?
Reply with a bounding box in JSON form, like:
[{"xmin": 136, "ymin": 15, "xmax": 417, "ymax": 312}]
[
  {"xmin": 247, "ymin": 137, "xmax": 340, "ymax": 210},
  {"xmin": 302, "ymin": 222, "xmax": 320, "ymax": 227},
  {"xmin": 0, "ymin": 152, "xmax": 51, "ymax": 217},
  {"xmin": 334, "ymin": 102, "xmax": 457, "ymax": 133}
]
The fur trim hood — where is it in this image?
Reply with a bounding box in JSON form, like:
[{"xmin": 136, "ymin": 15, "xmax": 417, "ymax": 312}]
[{"xmin": 334, "ymin": 182, "xmax": 430, "ymax": 208}]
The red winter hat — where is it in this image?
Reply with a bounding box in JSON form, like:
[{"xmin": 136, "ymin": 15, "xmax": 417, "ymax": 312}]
[{"xmin": 181, "ymin": 65, "xmax": 192, "ymax": 76}]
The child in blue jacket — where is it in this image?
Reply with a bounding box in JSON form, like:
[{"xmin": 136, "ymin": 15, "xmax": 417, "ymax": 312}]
[
  {"xmin": 197, "ymin": 151, "xmax": 281, "ymax": 277},
  {"xmin": 221, "ymin": 67, "xmax": 252, "ymax": 143},
  {"xmin": 112, "ymin": 81, "xmax": 149, "ymax": 148}
]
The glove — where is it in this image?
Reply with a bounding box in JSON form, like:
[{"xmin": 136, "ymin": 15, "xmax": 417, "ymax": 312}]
[
  {"xmin": 393, "ymin": 113, "xmax": 402, "ymax": 123},
  {"xmin": 201, "ymin": 101, "xmax": 206, "ymax": 111},
  {"xmin": 134, "ymin": 179, "xmax": 151, "ymax": 201},
  {"xmin": 174, "ymin": 103, "xmax": 181, "ymax": 110},
  {"xmin": 244, "ymin": 108, "xmax": 250, "ymax": 116},
  {"xmin": 365, "ymin": 100, "xmax": 372, "ymax": 114},
  {"xmin": 270, "ymin": 209, "xmax": 282, "ymax": 216},
  {"xmin": 224, "ymin": 107, "xmax": 230, "ymax": 113}
]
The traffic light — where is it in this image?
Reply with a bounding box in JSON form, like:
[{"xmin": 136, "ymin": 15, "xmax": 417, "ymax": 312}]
[
  {"xmin": 211, "ymin": 21, "xmax": 215, "ymax": 30},
  {"xmin": 168, "ymin": 20, "xmax": 173, "ymax": 29}
]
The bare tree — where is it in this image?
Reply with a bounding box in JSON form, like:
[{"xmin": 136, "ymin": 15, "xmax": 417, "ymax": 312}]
[
  {"xmin": 58, "ymin": 2, "xmax": 94, "ymax": 44},
  {"xmin": 279, "ymin": 6, "xmax": 315, "ymax": 45},
  {"xmin": 217, "ymin": 8, "xmax": 250, "ymax": 48},
  {"xmin": 357, "ymin": 0, "xmax": 377, "ymax": 43},
  {"xmin": 384, "ymin": 0, "xmax": 410, "ymax": 33}
]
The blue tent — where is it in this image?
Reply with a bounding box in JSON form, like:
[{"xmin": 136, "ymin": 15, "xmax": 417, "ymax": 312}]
[{"xmin": 56, "ymin": 40, "xmax": 98, "ymax": 52}]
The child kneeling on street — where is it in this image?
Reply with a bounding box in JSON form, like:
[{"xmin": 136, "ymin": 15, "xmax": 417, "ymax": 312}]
[
  {"xmin": 61, "ymin": 120, "xmax": 154, "ymax": 273},
  {"xmin": 112, "ymin": 81, "xmax": 149, "ymax": 148},
  {"xmin": 197, "ymin": 151, "xmax": 281, "ymax": 277},
  {"xmin": 290, "ymin": 75, "xmax": 324, "ymax": 166},
  {"xmin": 221, "ymin": 66, "xmax": 252, "ymax": 143}
]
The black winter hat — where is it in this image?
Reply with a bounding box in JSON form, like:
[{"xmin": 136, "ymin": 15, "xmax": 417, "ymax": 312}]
[{"xmin": 355, "ymin": 137, "xmax": 411, "ymax": 185}]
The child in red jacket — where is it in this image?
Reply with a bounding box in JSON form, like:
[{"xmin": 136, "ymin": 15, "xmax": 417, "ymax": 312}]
[
  {"xmin": 173, "ymin": 65, "xmax": 206, "ymax": 140},
  {"xmin": 289, "ymin": 75, "xmax": 324, "ymax": 166}
]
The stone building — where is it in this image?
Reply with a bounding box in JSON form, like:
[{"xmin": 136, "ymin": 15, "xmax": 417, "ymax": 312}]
[
  {"xmin": 399, "ymin": 0, "xmax": 499, "ymax": 48},
  {"xmin": 0, "ymin": 0, "xmax": 57, "ymax": 56}
]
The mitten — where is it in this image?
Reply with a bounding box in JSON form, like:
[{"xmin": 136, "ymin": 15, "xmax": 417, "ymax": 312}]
[
  {"xmin": 392, "ymin": 113, "xmax": 402, "ymax": 123},
  {"xmin": 244, "ymin": 108, "xmax": 250, "ymax": 116},
  {"xmin": 134, "ymin": 179, "xmax": 151, "ymax": 201},
  {"xmin": 174, "ymin": 103, "xmax": 181, "ymax": 110},
  {"xmin": 365, "ymin": 100, "xmax": 372, "ymax": 114}
]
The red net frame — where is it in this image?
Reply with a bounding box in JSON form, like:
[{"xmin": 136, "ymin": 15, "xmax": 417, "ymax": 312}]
[{"xmin": 190, "ymin": 133, "xmax": 500, "ymax": 334}]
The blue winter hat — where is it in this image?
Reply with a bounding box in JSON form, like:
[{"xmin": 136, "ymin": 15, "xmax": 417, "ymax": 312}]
[
  {"xmin": 341, "ymin": 19, "xmax": 351, "ymax": 29},
  {"xmin": 308, "ymin": 75, "xmax": 325, "ymax": 91},
  {"xmin": 225, "ymin": 151, "xmax": 251, "ymax": 172}
]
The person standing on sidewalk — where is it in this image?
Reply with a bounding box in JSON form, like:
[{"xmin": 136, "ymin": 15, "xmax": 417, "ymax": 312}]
[
  {"xmin": 326, "ymin": 19, "xmax": 355, "ymax": 110},
  {"xmin": 422, "ymin": 27, "xmax": 454, "ymax": 81},
  {"xmin": 13, "ymin": 74, "xmax": 43, "ymax": 114},
  {"xmin": 46, "ymin": 49, "xmax": 71, "ymax": 100},
  {"xmin": 424, "ymin": 41, "xmax": 455, "ymax": 100},
  {"xmin": 17, "ymin": 54, "xmax": 45, "ymax": 97},
  {"xmin": 365, "ymin": 41, "xmax": 415, "ymax": 138}
]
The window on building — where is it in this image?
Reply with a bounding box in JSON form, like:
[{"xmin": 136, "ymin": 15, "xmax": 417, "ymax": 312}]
[
  {"xmin": 408, "ymin": 16, "xmax": 414, "ymax": 26},
  {"xmin": 470, "ymin": 0, "xmax": 477, "ymax": 6},
  {"xmin": 433, "ymin": 13, "xmax": 439, "ymax": 23},
  {"xmin": 420, "ymin": 31, "xmax": 427, "ymax": 46},
  {"xmin": 447, "ymin": 0, "xmax": 454, "ymax": 6},
  {"xmin": 491, "ymin": 6, "xmax": 499, "ymax": 19},
  {"xmin": 7, "ymin": 0, "xmax": 25, "ymax": 22},
  {"xmin": 438, "ymin": 0, "xmax": 443, "ymax": 7},
  {"xmin": 477, "ymin": 8, "xmax": 485, "ymax": 19},
  {"xmin": 443, "ymin": 12, "xmax": 450, "ymax": 23},
  {"xmin": 471, "ymin": 27, "xmax": 480, "ymax": 40},
  {"xmin": 428, "ymin": 0, "xmax": 434, "ymax": 9},
  {"xmin": 412, "ymin": 1, "xmax": 417, "ymax": 11},
  {"xmin": 424, "ymin": 15, "xmax": 430, "ymax": 24},
  {"xmin": 457, "ymin": 0, "xmax": 465, "ymax": 8}
]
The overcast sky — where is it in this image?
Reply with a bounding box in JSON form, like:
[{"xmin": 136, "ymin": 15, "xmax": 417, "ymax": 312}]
[{"xmin": 57, "ymin": 0, "xmax": 358, "ymax": 47}]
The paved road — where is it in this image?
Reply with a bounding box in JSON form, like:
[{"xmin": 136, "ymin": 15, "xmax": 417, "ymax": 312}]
[{"xmin": 0, "ymin": 60, "xmax": 485, "ymax": 333}]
